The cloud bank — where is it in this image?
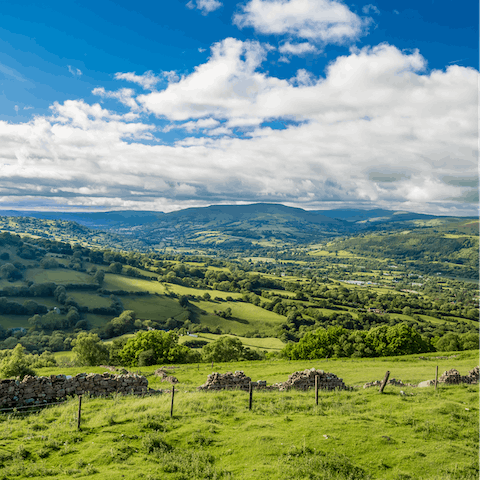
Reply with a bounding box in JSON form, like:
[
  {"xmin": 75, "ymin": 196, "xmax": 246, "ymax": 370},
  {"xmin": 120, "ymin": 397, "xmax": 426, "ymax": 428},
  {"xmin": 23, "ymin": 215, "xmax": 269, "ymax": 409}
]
[{"xmin": 0, "ymin": 36, "xmax": 477, "ymax": 214}]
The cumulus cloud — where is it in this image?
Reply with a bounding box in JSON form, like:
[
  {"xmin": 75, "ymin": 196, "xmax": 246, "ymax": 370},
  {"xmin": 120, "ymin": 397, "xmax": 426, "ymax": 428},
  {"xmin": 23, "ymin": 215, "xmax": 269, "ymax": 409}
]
[
  {"xmin": 0, "ymin": 41, "xmax": 477, "ymax": 215},
  {"xmin": 233, "ymin": 0, "xmax": 371, "ymax": 44},
  {"xmin": 187, "ymin": 0, "xmax": 222, "ymax": 14},
  {"xmin": 137, "ymin": 38, "xmax": 285, "ymax": 122},
  {"xmin": 278, "ymin": 41, "xmax": 318, "ymax": 55},
  {"xmin": 92, "ymin": 87, "xmax": 140, "ymax": 111},
  {"xmin": 114, "ymin": 71, "xmax": 161, "ymax": 90}
]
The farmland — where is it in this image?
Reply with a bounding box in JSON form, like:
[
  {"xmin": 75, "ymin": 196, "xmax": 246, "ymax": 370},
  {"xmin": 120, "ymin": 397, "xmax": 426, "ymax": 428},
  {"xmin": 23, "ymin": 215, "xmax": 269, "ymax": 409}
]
[{"xmin": 0, "ymin": 351, "xmax": 477, "ymax": 480}]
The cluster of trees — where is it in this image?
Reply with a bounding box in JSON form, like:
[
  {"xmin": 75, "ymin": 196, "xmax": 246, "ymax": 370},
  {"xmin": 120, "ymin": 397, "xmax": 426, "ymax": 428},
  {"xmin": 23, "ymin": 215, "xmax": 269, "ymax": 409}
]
[
  {"xmin": 0, "ymin": 344, "xmax": 57, "ymax": 379},
  {"xmin": 281, "ymin": 324, "xmax": 435, "ymax": 359},
  {"xmin": 70, "ymin": 331, "xmax": 265, "ymax": 368}
]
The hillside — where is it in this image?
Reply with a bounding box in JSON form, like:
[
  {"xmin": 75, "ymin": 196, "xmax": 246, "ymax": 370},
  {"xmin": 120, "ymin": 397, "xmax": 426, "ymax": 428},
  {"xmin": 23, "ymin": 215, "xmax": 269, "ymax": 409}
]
[
  {"xmin": 0, "ymin": 352, "xmax": 478, "ymax": 480},
  {"xmin": 0, "ymin": 203, "xmax": 476, "ymax": 250},
  {"xmin": 0, "ymin": 228, "xmax": 477, "ymax": 359}
]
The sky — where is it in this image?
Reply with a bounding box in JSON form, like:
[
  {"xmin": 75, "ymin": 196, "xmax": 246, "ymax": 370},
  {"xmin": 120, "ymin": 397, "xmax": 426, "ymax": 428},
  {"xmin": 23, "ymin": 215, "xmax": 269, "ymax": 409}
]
[{"xmin": 0, "ymin": 0, "xmax": 478, "ymax": 215}]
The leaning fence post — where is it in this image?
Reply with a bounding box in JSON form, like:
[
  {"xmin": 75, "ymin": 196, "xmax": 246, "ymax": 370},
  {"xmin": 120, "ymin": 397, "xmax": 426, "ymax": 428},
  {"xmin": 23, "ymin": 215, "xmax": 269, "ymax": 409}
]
[
  {"xmin": 77, "ymin": 395, "xmax": 82, "ymax": 431},
  {"xmin": 435, "ymin": 366, "xmax": 438, "ymax": 390},
  {"xmin": 248, "ymin": 382, "xmax": 253, "ymax": 410},
  {"xmin": 315, "ymin": 375, "xmax": 319, "ymax": 406},
  {"xmin": 379, "ymin": 371, "xmax": 390, "ymax": 394},
  {"xmin": 170, "ymin": 386, "xmax": 175, "ymax": 418}
]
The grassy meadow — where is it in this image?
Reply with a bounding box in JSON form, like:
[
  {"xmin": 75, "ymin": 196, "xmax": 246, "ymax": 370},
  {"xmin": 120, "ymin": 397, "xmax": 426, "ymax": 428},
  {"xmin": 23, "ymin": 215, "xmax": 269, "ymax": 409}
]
[{"xmin": 0, "ymin": 350, "xmax": 477, "ymax": 480}]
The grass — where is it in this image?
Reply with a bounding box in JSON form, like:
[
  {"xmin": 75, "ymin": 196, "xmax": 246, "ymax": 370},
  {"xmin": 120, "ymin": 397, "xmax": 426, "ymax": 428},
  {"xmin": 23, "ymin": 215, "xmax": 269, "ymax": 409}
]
[
  {"xmin": 178, "ymin": 333, "xmax": 285, "ymax": 352},
  {"xmin": 166, "ymin": 283, "xmax": 244, "ymax": 300},
  {"xmin": 122, "ymin": 295, "xmax": 186, "ymax": 321},
  {"xmin": 68, "ymin": 292, "xmax": 111, "ymax": 308},
  {"xmin": 24, "ymin": 269, "xmax": 94, "ymax": 285},
  {"xmin": 193, "ymin": 299, "xmax": 285, "ymax": 336},
  {"xmin": 2, "ymin": 350, "xmax": 477, "ymax": 479},
  {"xmin": 0, "ymin": 314, "xmax": 31, "ymax": 329},
  {"xmin": 103, "ymin": 274, "xmax": 166, "ymax": 294}
]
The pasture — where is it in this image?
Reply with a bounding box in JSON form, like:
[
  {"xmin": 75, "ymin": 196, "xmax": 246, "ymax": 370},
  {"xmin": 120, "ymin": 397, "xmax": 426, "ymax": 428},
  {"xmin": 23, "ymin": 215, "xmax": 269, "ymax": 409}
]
[{"xmin": 0, "ymin": 350, "xmax": 476, "ymax": 480}]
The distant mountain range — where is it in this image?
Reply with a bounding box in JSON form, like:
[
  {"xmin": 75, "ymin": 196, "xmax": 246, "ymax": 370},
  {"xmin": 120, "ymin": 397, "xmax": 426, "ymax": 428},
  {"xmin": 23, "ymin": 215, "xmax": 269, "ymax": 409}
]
[{"xmin": 0, "ymin": 204, "xmax": 476, "ymax": 249}]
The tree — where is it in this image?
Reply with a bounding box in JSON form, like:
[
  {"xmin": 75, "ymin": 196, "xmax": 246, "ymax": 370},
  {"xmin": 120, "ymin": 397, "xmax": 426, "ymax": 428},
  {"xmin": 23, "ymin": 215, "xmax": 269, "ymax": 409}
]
[
  {"xmin": 201, "ymin": 336, "xmax": 245, "ymax": 362},
  {"xmin": 40, "ymin": 258, "xmax": 59, "ymax": 269},
  {"xmin": 0, "ymin": 344, "xmax": 36, "ymax": 379},
  {"xmin": 0, "ymin": 263, "xmax": 22, "ymax": 281},
  {"xmin": 178, "ymin": 295, "xmax": 189, "ymax": 308},
  {"xmin": 109, "ymin": 262, "xmax": 123, "ymax": 274},
  {"xmin": 93, "ymin": 270, "xmax": 105, "ymax": 285},
  {"xmin": 71, "ymin": 332, "xmax": 109, "ymax": 366},
  {"xmin": 120, "ymin": 330, "xmax": 193, "ymax": 366}
]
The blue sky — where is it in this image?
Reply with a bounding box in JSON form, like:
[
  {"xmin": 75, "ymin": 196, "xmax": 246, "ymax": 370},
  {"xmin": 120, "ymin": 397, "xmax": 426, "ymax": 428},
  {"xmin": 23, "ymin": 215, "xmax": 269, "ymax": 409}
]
[{"xmin": 0, "ymin": 0, "xmax": 477, "ymax": 214}]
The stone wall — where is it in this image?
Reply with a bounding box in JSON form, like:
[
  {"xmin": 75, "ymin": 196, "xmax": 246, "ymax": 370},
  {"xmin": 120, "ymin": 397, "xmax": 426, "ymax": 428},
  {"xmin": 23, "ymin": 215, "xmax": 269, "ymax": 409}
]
[
  {"xmin": 363, "ymin": 378, "xmax": 415, "ymax": 389},
  {"xmin": 198, "ymin": 371, "xmax": 252, "ymax": 391},
  {"xmin": 198, "ymin": 368, "xmax": 345, "ymax": 392},
  {"xmin": 439, "ymin": 367, "xmax": 479, "ymax": 385},
  {"xmin": 274, "ymin": 368, "xmax": 346, "ymax": 391},
  {"xmin": 0, "ymin": 373, "xmax": 153, "ymax": 409}
]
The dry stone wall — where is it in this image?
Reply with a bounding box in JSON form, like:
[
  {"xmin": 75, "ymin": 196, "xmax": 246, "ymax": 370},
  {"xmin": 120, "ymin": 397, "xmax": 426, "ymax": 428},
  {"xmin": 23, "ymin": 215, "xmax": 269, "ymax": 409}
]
[
  {"xmin": 274, "ymin": 368, "xmax": 346, "ymax": 391},
  {"xmin": 0, "ymin": 373, "xmax": 154, "ymax": 409},
  {"xmin": 198, "ymin": 371, "xmax": 252, "ymax": 391},
  {"xmin": 363, "ymin": 378, "xmax": 415, "ymax": 389},
  {"xmin": 439, "ymin": 367, "xmax": 479, "ymax": 385},
  {"xmin": 198, "ymin": 368, "xmax": 346, "ymax": 392}
]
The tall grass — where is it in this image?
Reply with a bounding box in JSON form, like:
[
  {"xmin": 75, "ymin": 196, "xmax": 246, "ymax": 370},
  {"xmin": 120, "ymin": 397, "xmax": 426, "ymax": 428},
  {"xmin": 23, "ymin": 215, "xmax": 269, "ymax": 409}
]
[{"xmin": 2, "ymin": 353, "xmax": 478, "ymax": 479}]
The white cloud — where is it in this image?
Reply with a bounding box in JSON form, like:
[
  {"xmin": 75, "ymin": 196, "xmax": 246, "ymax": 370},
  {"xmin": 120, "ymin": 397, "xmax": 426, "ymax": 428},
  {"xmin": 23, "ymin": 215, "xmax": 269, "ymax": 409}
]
[
  {"xmin": 289, "ymin": 68, "xmax": 316, "ymax": 86},
  {"xmin": 0, "ymin": 42, "xmax": 477, "ymax": 215},
  {"xmin": 92, "ymin": 87, "xmax": 140, "ymax": 111},
  {"xmin": 137, "ymin": 38, "xmax": 286, "ymax": 122},
  {"xmin": 68, "ymin": 65, "xmax": 82, "ymax": 76},
  {"xmin": 393, "ymin": 9, "xmax": 399, "ymax": 14},
  {"xmin": 278, "ymin": 41, "xmax": 318, "ymax": 55},
  {"xmin": 362, "ymin": 4, "xmax": 380, "ymax": 15},
  {"xmin": 114, "ymin": 71, "xmax": 161, "ymax": 90},
  {"xmin": 233, "ymin": 0, "xmax": 371, "ymax": 44},
  {"xmin": 187, "ymin": 0, "xmax": 222, "ymax": 14}
]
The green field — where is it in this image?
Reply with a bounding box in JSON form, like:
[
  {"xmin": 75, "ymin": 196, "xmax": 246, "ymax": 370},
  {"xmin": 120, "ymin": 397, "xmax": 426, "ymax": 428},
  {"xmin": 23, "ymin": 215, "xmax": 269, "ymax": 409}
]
[
  {"xmin": 25, "ymin": 269, "xmax": 94, "ymax": 285},
  {"xmin": 1, "ymin": 350, "xmax": 475, "ymax": 480},
  {"xmin": 178, "ymin": 333, "xmax": 286, "ymax": 352},
  {"xmin": 68, "ymin": 292, "xmax": 111, "ymax": 308},
  {"xmin": 193, "ymin": 299, "xmax": 286, "ymax": 336},
  {"xmin": 165, "ymin": 283, "xmax": 244, "ymax": 300},
  {"xmin": 0, "ymin": 314, "xmax": 30, "ymax": 329},
  {"xmin": 103, "ymin": 274, "xmax": 166, "ymax": 294},
  {"xmin": 122, "ymin": 295, "xmax": 186, "ymax": 322}
]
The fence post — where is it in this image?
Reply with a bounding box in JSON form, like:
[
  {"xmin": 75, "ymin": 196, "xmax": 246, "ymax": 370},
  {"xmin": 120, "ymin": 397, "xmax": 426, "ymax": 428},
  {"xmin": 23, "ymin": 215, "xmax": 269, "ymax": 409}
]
[
  {"xmin": 435, "ymin": 365, "xmax": 438, "ymax": 390},
  {"xmin": 77, "ymin": 395, "xmax": 82, "ymax": 431},
  {"xmin": 249, "ymin": 382, "xmax": 253, "ymax": 411},
  {"xmin": 379, "ymin": 371, "xmax": 390, "ymax": 394},
  {"xmin": 170, "ymin": 386, "xmax": 175, "ymax": 418},
  {"xmin": 315, "ymin": 375, "xmax": 319, "ymax": 406}
]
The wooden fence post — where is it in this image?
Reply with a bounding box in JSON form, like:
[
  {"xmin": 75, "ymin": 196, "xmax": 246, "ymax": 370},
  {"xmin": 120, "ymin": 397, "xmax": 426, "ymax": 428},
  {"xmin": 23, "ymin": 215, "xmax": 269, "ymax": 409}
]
[
  {"xmin": 77, "ymin": 395, "xmax": 82, "ymax": 431},
  {"xmin": 315, "ymin": 375, "xmax": 319, "ymax": 406},
  {"xmin": 170, "ymin": 386, "xmax": 175, "ymax": 418},
  {"xmin": 249, "ymin": 382, "xmax": 253, "ymax": 411},
  {"xmin": 379, "ymin": 371, "xmax": 390, "ymax": 394},
  {"xmin": 435, "ymin": 366, "xmax": 438, "ymax": 390}
]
